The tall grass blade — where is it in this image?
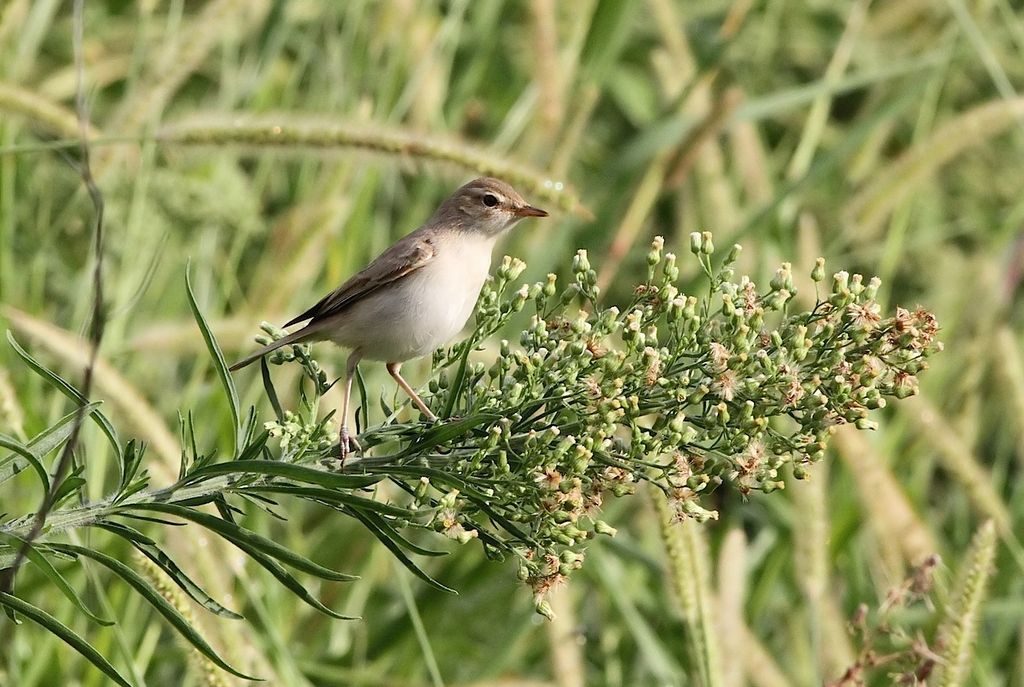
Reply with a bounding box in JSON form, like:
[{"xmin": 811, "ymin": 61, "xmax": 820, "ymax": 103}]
[
  {"xmin": 185, "ymin": 267, "xmax": 243, "ymax": 459},
  {"xmin": 47, "ymin": 544, "xmax": 259, "ymax": 681},
  {"xmin": 0, "ymin": 592, "xmax": 132, "ymax": 687}
]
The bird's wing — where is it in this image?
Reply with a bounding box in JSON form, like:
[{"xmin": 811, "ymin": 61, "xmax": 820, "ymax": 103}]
[{"xmin": 284, "ymin": 232, "xmax": 437, "ymax": 327}]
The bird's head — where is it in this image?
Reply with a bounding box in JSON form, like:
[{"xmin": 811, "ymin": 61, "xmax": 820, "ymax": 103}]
[{"xmin": 434, "ymin": 177, "xmax": 548, "ymax": 237}]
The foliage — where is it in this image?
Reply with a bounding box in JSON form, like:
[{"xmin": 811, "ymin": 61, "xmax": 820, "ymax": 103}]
[
  {"xmin": 1, "ymin": 1, "xmax": 1021, "ymax": 685},
  {"xmin": 0, "ymin": 231, "xmax": 939, "ymax": 681}
]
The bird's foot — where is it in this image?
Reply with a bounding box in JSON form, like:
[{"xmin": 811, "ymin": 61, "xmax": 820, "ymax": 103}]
[{"xmin": 323, "ymin": 426, "xmax": 362, "ymax": 471}]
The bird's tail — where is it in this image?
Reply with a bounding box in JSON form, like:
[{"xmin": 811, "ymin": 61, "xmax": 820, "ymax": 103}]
[{"xmin": 229, "ymin": 328, "xmax": 312, "ymax": 372}]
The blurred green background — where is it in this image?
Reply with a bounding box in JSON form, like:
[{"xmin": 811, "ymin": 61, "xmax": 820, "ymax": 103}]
[{"xmin": 1, "ymin": 0, "xmax": 1023, "ymax": 685}]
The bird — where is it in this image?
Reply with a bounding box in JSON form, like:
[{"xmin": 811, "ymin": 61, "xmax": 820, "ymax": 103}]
[{"xmin": 229, "ymin": 177, "xmax": 548, "ymax": 462}]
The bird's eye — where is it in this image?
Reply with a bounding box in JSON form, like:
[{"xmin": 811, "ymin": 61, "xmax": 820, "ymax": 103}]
[{"xmin": 482, "ymin": 193, "xmax": 499, "ymax": 207}]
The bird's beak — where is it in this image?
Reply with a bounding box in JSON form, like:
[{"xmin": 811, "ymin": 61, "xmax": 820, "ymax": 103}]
[{"xmin": 514, "ymin": 204, "xmax": 549, "ymax": 218}]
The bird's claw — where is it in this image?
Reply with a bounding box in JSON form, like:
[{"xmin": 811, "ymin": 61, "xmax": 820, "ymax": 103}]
[{"xmin": 323, "ymin": 426, "xmax": 361, "ymax": 471}]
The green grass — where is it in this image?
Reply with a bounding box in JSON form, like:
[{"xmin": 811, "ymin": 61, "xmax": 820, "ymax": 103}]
[{"xmin": 2, "ymin": 1, "xmax": 1023, "ymax": 685}]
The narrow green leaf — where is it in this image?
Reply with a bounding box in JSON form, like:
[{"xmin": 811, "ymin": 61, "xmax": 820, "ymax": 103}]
[
  {"xmin": 0, "ymin": 592, "xmax": 132, "ymax": 687},
  {"xmin": 731, "ymin": 52, "xmax": 945, "ymax": 125},
  {"xmin": 236, "ymin": 431, "xmax": 270, "ymax": 463},
  {"xmin": 213, "ymin": 495, "xmax": 240, "ymax": 524},
  {"xmin": 118, "ymin": 439, "xmax": 143, "ymax": 492},
  {"xmin": 126, "ymin": 502, "xmax": 359, "ymax": 582},
  {"xmin": 347, "ymin": 507, "xmax": 456, "ymax": 594},
  {"xmin": 185, "ymin": 265, "xmax": 243, "ymax": 458},
  {"xmin": 260, "ymin": 359, "xmax": 284, "ymax": 422},
  {"xmin": 580, "ymin": 0, "xmax": 637, "ymax": 83},
  {"xmin": 441, "ymin": 339, "xmax": 473, "ymax": 419},
  {"xmin": 222, "ymin": 535, "xmax": 357, "ymax": 620},
  {"xmin": 378, "ymin": 389, "xmax": 394, "ymax": 422},
  {"xmin": 355, "ymin": 364, "xmax": 369, "ymax": 434},
  {"xmin": 472, "ymin": 500, "xmax": 537, "ymax": 547},
  {"xmin": 0, "ymin": 433, "xmax": 50, "ymax": 494},
  {"xmin": 0, "ymin": 403, "xmax": 101, "ymax": 486},
  {"xmin": 186, "ymin": 410, "xmax": 199, "ymax": 474},
  {"xmin": 397, "ymin": 413, "xmax": 502, "ymax": 458},
  {"xmin": 357, "ymin": 510, "xmax": 449, "ymax": 557},
  {"xmin": 119, "ymin": 513, "xmax": 183, "ymax": 528},
  {"xmin": 32, "ymin": 405, "xmax": 99, "ymax": 449},
  {"xmin": 96, "ymin": 522, "xmax": 243, "ymax": 620},
  {"xmin": 49, "ymin": 544, "xmax": 259, "ymax": 681},
  {"xmin": 235, "ymin": 492, "xmax": 287, "ymax": 520},
  {"xmin": 184, "ymin": 459, "xmax": 383, "ymax": 490},
  {"xmin": 240, "ymin": 406, "xmax": 259, "ymax": 457},
  {"xmin": 0, "ymin": 534, "xmax": 112, "ymax": 626},
  {"xmin": 6, "ymin": 332, "xmax": 122, "ymax": 465},
  {"xmin": 51, "ymin": 473, "xmax": 87, "ymax": 507},
  {"xmin": 252, "ymin": 484, "xmax": 415, "ymax": 518}
]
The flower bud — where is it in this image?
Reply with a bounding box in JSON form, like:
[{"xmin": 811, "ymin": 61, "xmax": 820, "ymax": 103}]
[
  {"xmin": 535, "ymin": 599, "xmax": 556, "ymax": 621},
  {"xmin": 662, "ymin": 253, "xmax": 679, "ymax": 282},
  {"xmin": 690, "ymin": 232, "xmax": 703, "ymax": 255},
  {"xmin": 726, "ymin": 243, "xmax": 742, "ymax": 264},
  {"xmin": 712, "ymin": 402, "xmax": 730, "ymax": 425},
  {"xmin": 864, "ymin": 276, "xmax": 881, "ymax": 300},
  {"xmin": 700, "ymin": 231, "xmax": 715, "ymax": 255},
  {"xmin": 811, "ymin": 257, "xmax": 825, "ymax": 282},
  {"xmin": 647, "ymin": 237, "xmax": 664, "ymax": 267},
  {"xmin": 572, "ymin": 249, "xmax": 591, "ymax": 273}
]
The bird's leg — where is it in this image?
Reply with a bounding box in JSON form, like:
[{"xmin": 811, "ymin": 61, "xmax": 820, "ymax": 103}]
[
  {"xmin": 387, "ymin": 362, "xmax": 438, "ymax": 422},
  {"xmin": 338, "ymin": 351, "xmax": 363, "ymax": 465}
]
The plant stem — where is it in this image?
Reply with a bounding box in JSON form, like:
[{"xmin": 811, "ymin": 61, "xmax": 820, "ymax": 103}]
[{"xmin": 0, "ymin": 474, "xmax": 237, "ymax": 564}]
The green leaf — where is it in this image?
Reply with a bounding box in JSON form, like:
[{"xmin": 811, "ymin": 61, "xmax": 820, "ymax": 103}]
[
  {"xmin": 49, "ymin": 543, "xmax": 259, "ymax": 681},
  {"xmin": 116, "ymin": 439, "xmax": 147, "ymax": 496},
  {"xmin": 0, "ymin": 433, "xmax": 50, "ymax": 494},
  {"xmin": 51, "ymin": 470, "xmax": 87, "ymax": 507},
  {"xmin": 218, "ymin": 534, "xmax": 357, "ymax": 620},
  {"xmin": 0, "ymin": 592, "xmax": 132, "ymax": 687},
  {"xmin": 355, "ymin": 364, "xmax": 369, "ymax": 434},
  {"xmin": 397, "ymin": 413, "xmax": 502, "ymax": 458},
  {"xmin": 0, "ymin": 533, "xmax": 113, "ymax": 626},
  {"xmin": 347, "ymin": 507, "xmax": 456, "ymax": 594},
  {"xmin": 185, "ymin": 265, "xmax": 243, "ymax": 458},
  {"xmin": 184, "ymin": 459, "xmax": 383, "ymax": 490},
  {"xmin": 252, "ymin": 484, "xmax": 415, "ymax": 518},
  {"xmin": 260, "ymin": 359, "xmax": 284, "ymax": 422},
  {"xmin": 580, "ymin": 0, "xmax": 637, "ymax": 84},
  {"xmin": 125, "ymin": 502, "xmax": 359, "ymax": 582},
  {"xmin": 472, "ymin": 500, "xmax": 537, "ymax": 547},
  {"xmin": 236, "ymin": 430, "xmax": 271, "ymax": 463},
  {"xmin": 213, "ymin": 495, "xmax": 240, "ymax": 524},
  {"xmin": 240, "ymin": 406, "xmax": 259, "ymax": 457},
  {"xmin": 440, "ymin": 339, "xmax": 473, "ymax": 419},
  {"xmin": 6, "ymin": 332, "xmax": 122, "ymax": 466},
  {"xmin": 96, "ymin": 522, "xmax": 243, "ymax": 620},
  {"xmin": 0, "ymin": 403, "xmax": 101, "ymax": 487},
  {"xmin": 378, "ymin": 389, "xmax": 394, "ymax": 422},
  {"xmin": 356, "ymin": 510, "xmax": 449, "ymax": 557}
]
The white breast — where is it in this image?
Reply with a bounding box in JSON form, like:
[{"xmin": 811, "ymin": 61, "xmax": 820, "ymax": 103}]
[{"xmin": 325, "ymin": 233, "xmax": 495, "ymax": 362}]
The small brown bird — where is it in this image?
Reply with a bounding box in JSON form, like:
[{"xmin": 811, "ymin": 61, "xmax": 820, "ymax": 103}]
[{"xmin": 230, "ymin": 177, "xmax": 548, "ymax": 461}]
